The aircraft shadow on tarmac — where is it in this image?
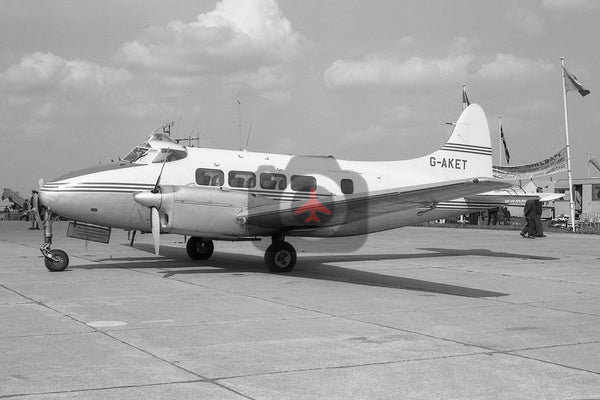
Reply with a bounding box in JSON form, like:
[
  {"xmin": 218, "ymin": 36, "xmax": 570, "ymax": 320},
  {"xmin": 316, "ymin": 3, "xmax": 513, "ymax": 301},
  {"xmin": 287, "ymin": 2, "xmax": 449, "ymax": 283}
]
[
  {"xmin": 418, "ymin": 248, "xmax": 559, "ymax": 261},
  {"xmin": 76, "ymin": 243, "xmax": 515, "ymax": 298}
]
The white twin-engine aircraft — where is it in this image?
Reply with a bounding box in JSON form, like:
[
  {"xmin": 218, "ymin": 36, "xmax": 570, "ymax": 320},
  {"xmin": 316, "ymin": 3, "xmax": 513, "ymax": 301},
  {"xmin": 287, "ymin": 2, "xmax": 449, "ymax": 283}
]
[{"xmin": 37, "ymin": 104, "xmax": 513, "ymax": 272}]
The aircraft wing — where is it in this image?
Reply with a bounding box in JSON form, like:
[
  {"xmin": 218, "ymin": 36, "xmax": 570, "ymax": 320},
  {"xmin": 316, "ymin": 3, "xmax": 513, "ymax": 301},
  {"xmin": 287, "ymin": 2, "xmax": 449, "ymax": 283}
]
[
  {"xmin": 246, "ymin": 177, "xmax": 512, "ymax": 230},
  {"xmin": 468, "ymin": 190, "xmax": 565, "ymax": 203}
]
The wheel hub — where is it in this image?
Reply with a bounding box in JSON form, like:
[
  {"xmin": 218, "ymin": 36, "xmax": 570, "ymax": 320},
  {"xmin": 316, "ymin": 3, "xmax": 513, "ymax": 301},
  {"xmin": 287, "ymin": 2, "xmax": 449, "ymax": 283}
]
[{"xmin": 274, "ymin": 250, "xmax": 291, "ymax": 267}]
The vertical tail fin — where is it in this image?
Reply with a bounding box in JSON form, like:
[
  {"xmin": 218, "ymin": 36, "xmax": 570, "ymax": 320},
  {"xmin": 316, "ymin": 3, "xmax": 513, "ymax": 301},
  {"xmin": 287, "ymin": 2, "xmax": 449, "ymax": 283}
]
[{"xmin": 429, "ymin": 104, "xmax": 493, "ymax": 179}]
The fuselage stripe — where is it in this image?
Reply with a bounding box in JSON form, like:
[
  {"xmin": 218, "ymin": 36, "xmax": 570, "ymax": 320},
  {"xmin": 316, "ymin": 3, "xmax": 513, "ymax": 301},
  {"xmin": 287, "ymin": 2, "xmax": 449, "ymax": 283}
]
[
  {"xmin": 441, "ymin": 143, "xmax": 492, "ymax": 156},
  {"xmin": 443, "ymin": 142, "xmax": 491, "ymax": 151},
  {"xmin": 40, "ymin": 184, "xmax": 331, "ymax": 201}
]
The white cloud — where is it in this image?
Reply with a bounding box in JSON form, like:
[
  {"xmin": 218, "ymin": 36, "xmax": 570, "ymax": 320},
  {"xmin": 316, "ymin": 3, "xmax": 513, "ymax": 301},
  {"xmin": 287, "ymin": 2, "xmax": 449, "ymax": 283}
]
[
  {"xmin": 116, "ymin": 0, "xmax": 305, "ymax": 77},
  {"xmin": 0, "ymin": 52, "xmax": 138, "ymax": 143},
  {"xmin": 226, "ymin": 65, "xmax": 292, "ymax": 91},
  {"xmin": 475, "ymin": 53, "xmax": 552, "ymax": 80},
  {"xmin": 323, "ymin": 53, "xmax": 474, "ymax": 87},
  {"xmin": 324, "ymin": 50, "xmax": 554, "ymax": 88},
  {"xmin": 0, "ymin": 52, "xmax": 131, "ymax": 93}
]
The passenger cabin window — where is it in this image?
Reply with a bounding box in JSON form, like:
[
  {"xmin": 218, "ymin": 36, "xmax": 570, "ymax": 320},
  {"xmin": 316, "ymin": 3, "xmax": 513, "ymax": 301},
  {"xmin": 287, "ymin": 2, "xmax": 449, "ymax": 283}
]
[
  {"xmin": 229, "ymin": 171, "xmax": 256, "ymax": 188},
  {"xmin": 341, "ymin": 178, "xmax": 354, "ymax": 194},
  {"xmin": 260, "ymin": 173, "xmax": 287, "ymax": 190},
  {"xmin": 196, "ymin": 168, "xmax": 224, "ymax": 186},
  {"xmin": 291, "ymin": 175, "xmax": 316, "ymax": 192}
]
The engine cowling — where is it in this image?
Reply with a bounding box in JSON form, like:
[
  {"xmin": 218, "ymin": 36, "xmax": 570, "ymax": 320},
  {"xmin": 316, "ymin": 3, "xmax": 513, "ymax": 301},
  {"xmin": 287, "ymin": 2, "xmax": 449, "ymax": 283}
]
[{"xmin": 170, "ymin": 186, "xmax": 275, "ymax": 238}]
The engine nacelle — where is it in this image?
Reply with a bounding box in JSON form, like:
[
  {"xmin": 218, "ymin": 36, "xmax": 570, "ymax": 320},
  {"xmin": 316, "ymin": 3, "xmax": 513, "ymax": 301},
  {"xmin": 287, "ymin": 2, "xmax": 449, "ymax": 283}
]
[{"xmin": 159, "ymin": 186, "xmax": 273, "ymax": 238}]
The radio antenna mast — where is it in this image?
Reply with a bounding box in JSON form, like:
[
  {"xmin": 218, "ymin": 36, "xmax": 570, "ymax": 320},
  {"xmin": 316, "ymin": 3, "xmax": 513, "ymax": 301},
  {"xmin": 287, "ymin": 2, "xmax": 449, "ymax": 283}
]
[
  {"xmin": 237, "ymin": 92, "xmax": 243, "ymax": 151},
  {"xmin": 244, "ymin": 122, "xmax": 253, "ymax": 151}
]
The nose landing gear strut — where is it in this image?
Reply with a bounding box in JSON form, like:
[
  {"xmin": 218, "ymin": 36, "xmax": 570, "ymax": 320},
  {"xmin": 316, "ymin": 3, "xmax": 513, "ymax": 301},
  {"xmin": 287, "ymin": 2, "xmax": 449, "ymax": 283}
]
[{"xmin": 34, "ymin": 194, "xmax": 69, "ymax": 272}]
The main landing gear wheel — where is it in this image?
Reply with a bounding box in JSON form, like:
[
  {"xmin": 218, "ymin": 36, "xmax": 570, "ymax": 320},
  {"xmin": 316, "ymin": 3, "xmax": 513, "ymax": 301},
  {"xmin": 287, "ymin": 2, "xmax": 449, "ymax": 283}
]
[
  {"xmin": 186, "ymin": 237, "xmax": 214, "ymax": 260},
  {"xmin": 265, "ymin": 241, "xmax": 297, "ymax": 273},
  {"xmin": 44, "ymin": 249, "xmax": 69, "ymax": 272}
]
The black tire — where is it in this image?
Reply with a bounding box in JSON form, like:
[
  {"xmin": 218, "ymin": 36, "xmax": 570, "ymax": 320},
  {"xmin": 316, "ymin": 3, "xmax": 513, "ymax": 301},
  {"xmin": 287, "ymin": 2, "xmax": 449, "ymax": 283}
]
[
  {"xmin": 44, "ymin": 249, "xmax": 69, "ymax": 272},
  {"xmin": 264, "ymin": 242, "xmax": 296, "ymax": 273},
  {"xmin": 186, "ymin": 237, "xmax": 214, "ymax": 260}
]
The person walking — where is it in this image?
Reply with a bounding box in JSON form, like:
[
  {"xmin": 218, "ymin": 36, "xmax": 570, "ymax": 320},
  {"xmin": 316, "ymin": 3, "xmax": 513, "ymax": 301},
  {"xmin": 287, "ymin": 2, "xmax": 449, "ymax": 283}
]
[
  {"xmin": 521, "ymin": 198, "xmax": 537, "ymax": 238},
  {"xmin": 534, "ymin": 188, "xmax": 545, "ymax": 238}
]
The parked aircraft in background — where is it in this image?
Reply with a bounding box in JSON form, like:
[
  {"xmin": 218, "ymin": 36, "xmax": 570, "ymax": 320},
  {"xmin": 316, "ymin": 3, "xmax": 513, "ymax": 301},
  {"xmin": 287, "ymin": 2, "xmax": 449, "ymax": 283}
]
[{"xmin": 36, "ymin": 103, "xmax": 514, "ymax": 273}]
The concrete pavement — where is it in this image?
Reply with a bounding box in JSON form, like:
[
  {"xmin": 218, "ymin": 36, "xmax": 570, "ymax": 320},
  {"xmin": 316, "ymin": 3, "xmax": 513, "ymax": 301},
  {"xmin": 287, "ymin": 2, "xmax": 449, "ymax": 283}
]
[{"xmin": 1, "ymin": 221, "xmax": 599, "ymax": 399}]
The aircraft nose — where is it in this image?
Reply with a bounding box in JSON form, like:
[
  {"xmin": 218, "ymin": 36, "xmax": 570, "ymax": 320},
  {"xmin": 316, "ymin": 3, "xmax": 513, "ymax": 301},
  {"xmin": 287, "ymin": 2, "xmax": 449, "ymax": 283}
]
[{"xmin": 39, "ymin": 187, "xmax": 59, "ymax": 210}]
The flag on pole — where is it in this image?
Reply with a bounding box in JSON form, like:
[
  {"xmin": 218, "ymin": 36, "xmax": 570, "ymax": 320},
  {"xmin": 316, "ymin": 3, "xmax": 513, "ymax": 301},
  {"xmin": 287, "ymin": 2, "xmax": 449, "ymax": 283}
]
[
  {"xmin": 500, "ymin": 124, "xmax": 510, "ymax": 164},
  {"xmin": 563, "ymin": 66, "xmax": 591, "ymax": 97},
  {"xmin": 462, "ymin": 85, "xmax": 470, "ymax": 109},
  {"xmin": 589, "ymin": 156, "xmax": 600, "ymax": 173}
]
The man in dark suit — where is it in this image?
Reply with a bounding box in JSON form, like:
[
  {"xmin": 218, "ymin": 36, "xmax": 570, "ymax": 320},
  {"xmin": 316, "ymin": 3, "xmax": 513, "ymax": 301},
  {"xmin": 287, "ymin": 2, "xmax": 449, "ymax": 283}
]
[{"xmin": 521, "ymin": 198, "xmax": 537, "ymax": 238}]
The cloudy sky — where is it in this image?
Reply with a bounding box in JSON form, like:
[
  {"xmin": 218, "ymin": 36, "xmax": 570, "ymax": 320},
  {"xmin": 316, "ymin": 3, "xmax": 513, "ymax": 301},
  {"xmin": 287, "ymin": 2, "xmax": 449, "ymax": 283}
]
[{"xmin": 1, "ymin": 0, "xmax": 598, "ymax": 194}]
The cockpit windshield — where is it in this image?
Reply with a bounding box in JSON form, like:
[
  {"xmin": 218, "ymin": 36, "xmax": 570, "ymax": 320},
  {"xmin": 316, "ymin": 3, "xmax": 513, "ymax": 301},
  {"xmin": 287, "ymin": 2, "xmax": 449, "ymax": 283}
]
[{"xmin": 122, "ymin": 132, "xmax": 188, "ymax": 164}]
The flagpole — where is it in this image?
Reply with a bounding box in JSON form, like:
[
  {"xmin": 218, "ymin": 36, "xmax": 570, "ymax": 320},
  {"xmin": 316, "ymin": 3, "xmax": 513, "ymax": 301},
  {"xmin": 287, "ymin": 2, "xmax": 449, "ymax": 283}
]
[
  {"xmin": 587, "ymin": 154, "xmax": 591, "ymax": 178},
  {"xmin": 498, "ymin": 117, "xmax": 502, "ymax": 167},
  {"xmin": 561, "ymin": 57, "xmax": 576, "ymax": 232},
  {"xmin": 460, "ymin": 84, "xmax": 467, "ymax": 226}
]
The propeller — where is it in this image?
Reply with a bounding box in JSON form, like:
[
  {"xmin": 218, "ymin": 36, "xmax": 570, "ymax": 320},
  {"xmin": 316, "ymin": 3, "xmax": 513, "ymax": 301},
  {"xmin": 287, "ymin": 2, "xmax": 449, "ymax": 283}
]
[
  {"xmin": 150, "ymin": 153, "xmax": 169, "ymax": 255},
  {"xmin": 133, "ymin": 149, "xmax": 170, "ymax": 255}
]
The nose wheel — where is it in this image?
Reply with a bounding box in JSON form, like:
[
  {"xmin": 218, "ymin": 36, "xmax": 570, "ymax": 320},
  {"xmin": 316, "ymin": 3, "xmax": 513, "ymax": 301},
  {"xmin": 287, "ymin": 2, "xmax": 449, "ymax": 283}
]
[
  {"xmin": 35, "ymin": 197, "xmax": 70, "ymax": 272},
  {"xmin": 42, "ymin": 245, "xmax": 69, "ymax": 272}
]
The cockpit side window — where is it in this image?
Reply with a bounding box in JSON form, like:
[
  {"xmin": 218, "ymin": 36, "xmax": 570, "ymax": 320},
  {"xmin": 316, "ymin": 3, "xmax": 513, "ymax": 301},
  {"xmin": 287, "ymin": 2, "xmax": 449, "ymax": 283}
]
[
  {"xmin": 122, "ymin": 146, "xmax": 149, "ymax": 163},
  {"xmin": 123, "ymin": 135, "xmax": 188, "ymax": 164},
  {"xmin": 151, "ymin": 149, "xmax": 187, "ymax": 163}
]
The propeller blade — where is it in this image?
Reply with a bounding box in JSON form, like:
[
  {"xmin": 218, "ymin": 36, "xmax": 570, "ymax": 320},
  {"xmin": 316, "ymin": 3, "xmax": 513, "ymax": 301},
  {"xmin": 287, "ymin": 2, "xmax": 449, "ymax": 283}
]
[
  {"xmin": 152, "ymin": 148, "xmax": 170, "ymax": 193},
  {"xmin": 151, "ymin": 207, "xmax": 160, "ymax": 255}
]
